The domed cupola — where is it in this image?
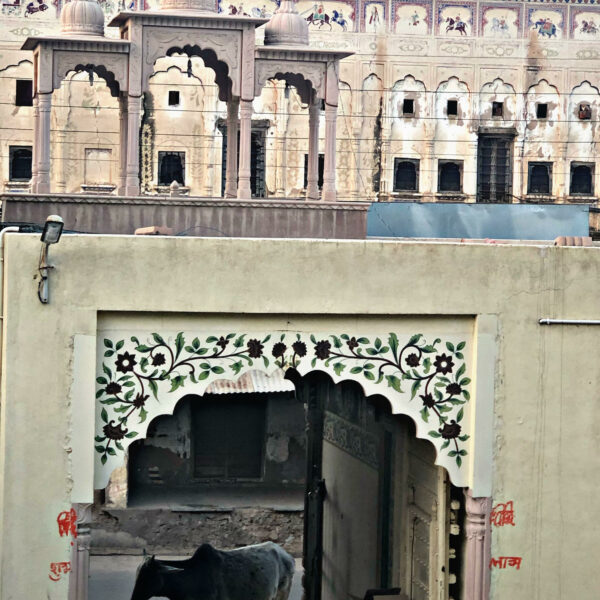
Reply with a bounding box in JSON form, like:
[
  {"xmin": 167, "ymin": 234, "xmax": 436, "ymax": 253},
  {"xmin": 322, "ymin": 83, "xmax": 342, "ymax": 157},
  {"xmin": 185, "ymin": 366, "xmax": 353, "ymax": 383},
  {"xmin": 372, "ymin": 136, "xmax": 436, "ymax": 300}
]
[
  {"xmin": 61, "ymin": 0, "xmax": 105, "ymax": 37},
  {"xmin": 264, "ymin": 0, "xmax": 309, "ymax": 46}
]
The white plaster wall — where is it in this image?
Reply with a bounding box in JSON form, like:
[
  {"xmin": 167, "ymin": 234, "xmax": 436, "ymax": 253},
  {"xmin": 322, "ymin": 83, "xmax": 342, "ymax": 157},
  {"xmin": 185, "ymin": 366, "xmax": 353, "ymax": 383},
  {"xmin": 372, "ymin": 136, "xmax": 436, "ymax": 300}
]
[{"xmin": 1, "ymin": 235, "xmax": 600, "ymax": 598}]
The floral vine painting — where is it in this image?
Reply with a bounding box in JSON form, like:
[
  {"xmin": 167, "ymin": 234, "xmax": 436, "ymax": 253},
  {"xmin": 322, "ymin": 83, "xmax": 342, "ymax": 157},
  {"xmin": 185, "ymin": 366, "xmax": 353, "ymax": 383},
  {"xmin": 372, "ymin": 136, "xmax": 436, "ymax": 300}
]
[{"xmin": 95, "ymin": 331, "xmax": 471, "ymax": 484}]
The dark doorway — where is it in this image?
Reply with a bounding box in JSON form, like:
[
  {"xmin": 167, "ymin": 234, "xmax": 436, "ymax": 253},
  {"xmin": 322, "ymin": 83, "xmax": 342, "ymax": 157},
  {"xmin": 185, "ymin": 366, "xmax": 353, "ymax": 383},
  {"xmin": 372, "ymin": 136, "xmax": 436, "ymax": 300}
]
[
  {"xmin": 303, "ymin": 153, "xmax": 325, "ymax": 190},
  {"xmin": 528, "ymin": 162, "xmax": 552, "ymax": 195},
  {"xmin": 158, "ymin": 151, "xmax": 185, "ymax": 185},
  {"xmin": 570, "ymin": 163, "xmax": 594, "ymax": 196},
  {"xmin": 219, "ymin": 121, "xmax": 268, "ymax": 198},
  {"xmin": 9, "ymin": 146, "xmax": 32, "ymax": 181},
  {"xmin": 477, "ymin": 134, "xmax": 513, "ymax": 202},
  {"xmin": 393, "ymin": 159, "xmax": 419, "ymax": 192},
  {"xmin": 438, "ymin": 161, "xmax": 462, "ymax": 192}
]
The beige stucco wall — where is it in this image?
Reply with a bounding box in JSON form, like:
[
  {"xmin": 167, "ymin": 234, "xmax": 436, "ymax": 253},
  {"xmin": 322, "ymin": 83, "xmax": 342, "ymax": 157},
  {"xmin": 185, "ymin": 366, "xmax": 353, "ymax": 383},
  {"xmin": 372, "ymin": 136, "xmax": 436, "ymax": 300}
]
[{"xmin": 0, "ymin": 234, "xmax": 599, "ymax": 598}]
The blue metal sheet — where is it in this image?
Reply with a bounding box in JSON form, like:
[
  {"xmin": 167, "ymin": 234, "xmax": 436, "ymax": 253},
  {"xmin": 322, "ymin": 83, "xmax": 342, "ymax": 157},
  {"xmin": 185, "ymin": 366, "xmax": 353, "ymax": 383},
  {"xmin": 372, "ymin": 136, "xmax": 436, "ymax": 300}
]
[{"xmin": 367, "ymin": 202, "xmax": 589, "ymax": 240}]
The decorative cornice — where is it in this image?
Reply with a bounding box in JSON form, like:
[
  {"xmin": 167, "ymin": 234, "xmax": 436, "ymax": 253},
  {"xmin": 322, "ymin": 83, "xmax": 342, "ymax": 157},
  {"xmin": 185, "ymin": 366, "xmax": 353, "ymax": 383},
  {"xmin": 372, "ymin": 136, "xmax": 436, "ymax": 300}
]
[
  {"xmin": 109, "ymin": 11, "xmax": 268, "ymax": 29},
  {"xmin": 0, "ymin": 194, "xmax": 370, "ymax": 211},
  {"xmin": 22, "ymin": 36, "xmax": 130, "ymax": 52}
]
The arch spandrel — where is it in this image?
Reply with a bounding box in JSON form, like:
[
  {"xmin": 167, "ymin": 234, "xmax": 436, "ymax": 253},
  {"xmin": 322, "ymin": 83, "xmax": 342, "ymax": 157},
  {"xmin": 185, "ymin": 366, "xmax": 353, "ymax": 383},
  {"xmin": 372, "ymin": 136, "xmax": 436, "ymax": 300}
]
[{"xmin": 94, "ymin": 329, "xmax": 476, "ymax": 490}]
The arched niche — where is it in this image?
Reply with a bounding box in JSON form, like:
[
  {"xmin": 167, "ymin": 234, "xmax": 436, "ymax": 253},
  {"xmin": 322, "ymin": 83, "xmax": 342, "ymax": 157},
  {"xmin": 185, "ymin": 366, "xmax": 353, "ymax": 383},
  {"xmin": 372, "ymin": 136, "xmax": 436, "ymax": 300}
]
[{"xmin": 93, "ymin": 328, "xmax": 482, "ymax": 492}]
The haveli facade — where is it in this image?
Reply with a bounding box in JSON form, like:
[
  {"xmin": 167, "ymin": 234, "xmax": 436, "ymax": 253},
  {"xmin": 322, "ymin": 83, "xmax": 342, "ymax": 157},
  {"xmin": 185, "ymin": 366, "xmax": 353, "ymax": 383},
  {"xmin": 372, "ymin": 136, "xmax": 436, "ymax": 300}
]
[{"xmin": 3, "ymin": 0, "xmax": 600, "ymax": 202}]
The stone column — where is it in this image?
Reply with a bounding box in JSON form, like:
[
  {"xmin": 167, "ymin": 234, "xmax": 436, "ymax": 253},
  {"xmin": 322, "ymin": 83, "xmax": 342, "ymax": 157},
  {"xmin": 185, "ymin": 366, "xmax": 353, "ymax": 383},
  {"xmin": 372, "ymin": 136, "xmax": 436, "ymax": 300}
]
[
  {"xmin": 118, "ymin": 94, "xmax": 128, "ymax": 195},
  {"xmin": 225, "ymin": 98, "xmax": 239, "ymax": 198},
  {"xmin": 31, "ymin": 95, "xmax": 39, "ymax": 191},
  {"xmin": 68, "ymin": 503, "xmax": 92, "ymax": 600},
  {"xmin": 125, "ymin": 95, "xmax": 142, "ymax": 196},
  {"xmin": 464, "ymin": 489, "xmax": 492, "ymax": 600},
  {"xmin": 322, "ymin": 62, "xmax": 339, "ymax": 202},
  {"xmin": 36, "ymin": 92, "xmax": 52, "ymax": 193},
  {"xmin": 237, "ymin": 98, "xmax": 253, "ymax": 199},
  {"xmin": 307, "ymin": 97, "xmax": 320, "ymax": 200}
]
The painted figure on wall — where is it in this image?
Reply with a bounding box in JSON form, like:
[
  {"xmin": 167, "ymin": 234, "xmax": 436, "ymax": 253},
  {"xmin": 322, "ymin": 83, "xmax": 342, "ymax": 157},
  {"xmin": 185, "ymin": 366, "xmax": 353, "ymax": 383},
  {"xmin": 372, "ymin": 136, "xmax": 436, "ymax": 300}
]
[
  {"xmin": 394, "ymin": 2, "xmax": 429, "ymax": 36},
  {"xmin": 573, "ymin": 11, "xmax": 600, "ymax": 39},
  {"xmin": 446, "ymin": 14, "xmax": 467, "ymax": 35},
  {"xmin": 438, "ymin": 5, "xmax": 473, "ymax": 37},
  {"xmin": 24, "ymin": 0, "xmax": 48, "ymax": 16},
  {"xmin": 482, "ymin": 7, "xmax": 519, "ymax": 39},
  {"xmin": 298, "ymin": 1, "xmax": 355, "ymax": 31},
  {"xmin": 532, "ymin": 17, "xmax": 556, "ymax": 38},
  {"xmin": 580, "ymin": 19, "xmax": 598, "ymax": 35},
  {"xmin": 364, "ymin": 1, "xmax": 385, "ymax": 33}
]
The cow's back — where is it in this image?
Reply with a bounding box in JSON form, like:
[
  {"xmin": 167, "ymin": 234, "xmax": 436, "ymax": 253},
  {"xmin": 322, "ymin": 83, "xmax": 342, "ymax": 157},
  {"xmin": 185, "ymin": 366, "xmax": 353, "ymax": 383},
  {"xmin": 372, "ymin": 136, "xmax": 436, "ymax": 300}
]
[{"xmin": 217, "ymin": 542, "xmax": 294, "ymax": 600}]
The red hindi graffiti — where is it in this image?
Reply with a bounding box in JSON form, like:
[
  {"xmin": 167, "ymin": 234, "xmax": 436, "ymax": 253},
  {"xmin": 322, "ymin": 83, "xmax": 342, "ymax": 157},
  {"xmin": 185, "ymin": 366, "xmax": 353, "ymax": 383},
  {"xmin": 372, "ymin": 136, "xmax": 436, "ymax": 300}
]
[
  {"xmin": 48, "ymin": 561, "xmax": 71, "ymax": 582},
  {"xmin": 489, "ymin": 556, "xmax": 522, "ymax": 570},
  {"xmin": 490, "ymin": 501, "xmax": 515, "ymax": 527},
  {"xmin": 56, "ymin": 508, "xmax": 78, "ymax": 538}
]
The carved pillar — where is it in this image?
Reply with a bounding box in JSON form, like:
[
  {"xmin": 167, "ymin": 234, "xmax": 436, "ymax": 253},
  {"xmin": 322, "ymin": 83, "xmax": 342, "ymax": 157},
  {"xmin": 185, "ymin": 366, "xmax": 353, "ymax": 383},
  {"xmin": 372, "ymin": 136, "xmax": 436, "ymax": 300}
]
[
  {"xmin": 322, "ymin": 62, "xmax": 339, "ymax": 203},
  {"xmin": 31, "ymin": 95, "xmax": 39, "ymax": 191},
  {"xmin": 118, "ymin": 94, "xmax": 128, "ymax": 195},
  {"xmin": 37, "ymin": 92, "xmax": 52, "ymax": 193},
  {"xmin": 125, "ymin": 95, "xmax": 142, "ymax": 197},
  {"xmin": 56, "ymin": 130, "xmax": 67, "ymax": 193},
  {"xmin": 237, "ymin": 98, "xmax": 253, "ymax": 199},
  {"xmin": 307, "ymin": 97, "xmax": 320, "ymax": 201},
  {"xmin": 225, "ymin": 98, "xmax": 239, "ymax": 198},
  {"xmin": 464, "ymin": 489, "xmax": 492, "ymax": 600},
  {"xmin": 68, "ymin": 503, "xmax": 92, "ymax": 600}
]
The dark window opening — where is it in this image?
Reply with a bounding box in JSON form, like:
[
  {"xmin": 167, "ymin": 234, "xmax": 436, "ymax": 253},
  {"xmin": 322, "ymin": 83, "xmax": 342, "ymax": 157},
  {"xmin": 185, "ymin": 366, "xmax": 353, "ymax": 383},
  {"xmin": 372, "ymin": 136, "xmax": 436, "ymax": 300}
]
[
  {"xmin": 193, "ymin": 398, "xmax": 266, "ymax": 479},
  {"xmin": 402, "ymin": 98, "xmax": 414, "ymax": 115},
  {"xmin": 438, "ymin": 161, "xmax": 462, "ymax": 192},
  {"xmin": 579, "ymin": 103, "xmax": 592, "ymax": 120},
  {"xmin": 447, "ymin": 100, "xmax": 458, "ymax": 116},
  {"xmin": 528, "ymin": 162, "xmax": 552, "ymax": 194},
  {"xmin": 570, "ymin": 163, "xmax": 594, "ymax": 196},
  {"xmin": 393, "ymin": 158, "xmax": 419, "ymax": 192},
  {"xmin": 303, "ymin": 153, "xmax": 325, "ymax": 189},
  {"xmin": 536, "ymin": 103, "xmax": 548, "ymax": 119},
  {"xmin": 320, "ymin": 99, "xmax": 326, "ymax": 112},
  {"xmin": 158, "ymin": 151, "xmax": 185, "ymax": 185},
  {"xmin": 492, "ymin": 102, "xmax": 504, "ymax": 118},
  {"xmin": 9, "ymin": 146, "xmax": 32, "ymax": 181},
  {"xmin": 15, "ymin": 80, "xmax": 33, "ymax": 107},
  {"xmin": 477, "ymin": 135, "xmax": 513, "ymax": 203},
  {"xmin": 168, "ymin": 90, "xmax": 180, "ymax": 106}
]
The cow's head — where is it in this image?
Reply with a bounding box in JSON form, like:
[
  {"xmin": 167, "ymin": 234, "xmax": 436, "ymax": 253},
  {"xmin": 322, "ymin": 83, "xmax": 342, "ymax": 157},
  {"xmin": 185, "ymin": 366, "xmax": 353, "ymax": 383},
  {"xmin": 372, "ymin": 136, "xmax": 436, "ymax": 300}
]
[{"xmin": 130, "ymin": 555, "xmax": 183, "ymax": 600}]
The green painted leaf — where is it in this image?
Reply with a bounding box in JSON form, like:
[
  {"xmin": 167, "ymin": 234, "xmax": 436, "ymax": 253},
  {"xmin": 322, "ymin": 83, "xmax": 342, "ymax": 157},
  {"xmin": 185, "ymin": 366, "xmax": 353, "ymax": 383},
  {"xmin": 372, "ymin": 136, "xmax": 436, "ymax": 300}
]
[
  {"xmin": 457, "ymin": 341, "xmax": 466, "ymax": 351},
  {"xmin": 95, "ymin": 445, "xmax": 105, "ymax": 453},
  {"xmin": 441, "ymin": 440, "xmax": 450, "ymax": 450},
  {"xmin": 366, "ymin": 348, "xmax": 378, "ymax": 355},
  {"xmin": 420, "ymin": 407, "xmax": 429, "ymax": 422},
  {"xmin": 408, "ymin": 334, "xmax": 421, "ymax": 346},
  {"xmin": 379, "ymin": 346, "xmax": 389, "ymax": 354},
  {"xmin": 434, "ymin": 388, "xmax": 443, "ymax": 401},
  {"xmin": 364, "ymin": 363, "xmax": 375, "ymax": 370},
  {"xmin": 456, "ymin": 455, "xmax": 462, "ymax": 467},
  {"xmin": 125, "ymin": 390, "xmax": 134, "ymax": 401},
  {"xmin": 116, "ymin": 340, "xmax": 124, "ymax": 351},
  {"xmin": 429, "ymin": 430, "xmax": 441, "ymax": 438},
  {"xmin": 411, "ymin": 379, "xmax": 421, "ymax": 400},
  {"xmin": 446, "ymin": 342, "xmax": 455, "ymax": 352},
  {"xmin": 196, "ymin": 347, "xmax": 208, "ymax": 355},
  {"xmin": 456, "ymin": 363, "xmax": 466, "ymax": 380},
  {"xmin": 152, "ymin": 333, "xmax": 165, "ymax": 345},
  {"xmin": 192, "ymin": 337, "xmax": 200, "ymax": 349},
  {"xmin": 233, "ymin": 334, "xmax": 246, "ymax": 348},
  {"xmin": 149, "ymin": 379, "xmax": 159, "ymax": 400},
  {"xmin": 140, "ymin": 356, "xmax": 149, "ymax": 372},
  {"xmin": 200, "ymin": 363, "xmax": 211, "ymax": 370},
  {"xmin": 95, "ymin": 435, "xmax": 105, "ymax": 443},
  {"xmin": 357, "ymin": 337, "xmax": 369, "ymax": 344},
  {"xmin": 459, "ymin": 434, "xmax": 470, "ymax": 441},
  {"xmin": 198, "ymin": 371, "xmax": 210, "ymax": 381},
  {"xmin": 115, "ymin": 441, "xmax": 124, "ymax": 451},
  {"xmin": 310, "ymin": 334, "xmax": 317, "ymax": 344},
  {"xmin": 226, "ymin": 333, "xmax": 236, "ymax": 340},
  {"xmin": 96, "ymin": 376, "xmax": 108, "ymax": 385},
  {"xmin": 211, "ymin": 366, "xmax": 225, "ymax": 374},
  {"xmin": 135, "ymin": 345, "xmax": 151, "ymax": 352},
  {"xmin": 100, "ymin": 399, "xmax": 118, "ymax": 405},
  {"xmin": 174, "ymin": 332, "xmax": 185, "ymax": 358},
  {"xmin": 333, "ymin": 362, "xmax": 346, "ymax": 376},
  {"xmin": 421, "ymin": 345, "xmax": 436, "ymax": 353},
  {"xmin": 350, "ymin": 366, "xmax": 363, "ymax": 374},
  {"xmin": 107, "ymin": 447, "xmax": 116, "ymax": 456},
  {"xmin": 374, "ymin": 337, "xmax": 382, "ymax": 349},
  {"xmin": 104, "ymin": 339, "xmax": 113, "ymax": 349},
  {"xmin": 332, "ymin": 336, "xmax": 342, "ymax": 349},
  {"xmin": 341, "ymin": 334, "xmax": 349, "ymax": 341},
  {"xmin": 459, "ymin": 450, "xmax": 467, "ymax": 456},
  {"xmin": 104, "ymin": 350, "xmax": 114, "ymax": 358},
  {"xmin": 231, "ymin": 361, "xmax": 243, "ymax": 375},
  {"xmin": 122, "ymin": 381, "xmax": 135, "ymax": 387},
  {"xmin": 439, "ymin": 405, "xmax": 452, "ymax": 413},
  {"xmin": 131, "ymin": 336, "xmax": 140, "ymax": 345},
  {"xmin": 388, "ymin": 333, "xmax": 399, "ymax": 360},
  {"xmin": 448, "ymin": 450, "xmax": 457, "ymax": 457},
  {"xmin": 462, "ymin": 390, "xmax": 470, "ymax": 400},
  {"xmin": 457, "ymin": 407, "xmax": 464, "ymax": 422},
  {"xmin": 311, "ymin": 357, "xmax": 317, "ymax": 368},
  {"xmin": 460, "ymin": 377, "xmax": 471, "ymax": 386},
  {"xmin": 455, "ymin": 352, "xmax": 464, "ymax": 359},
  {"xmin": 100, "ymin": 408, "xmax": 108, "ymax": 423},
  {"xmin": 206, "ymin": 336, "xmax": 218, "ymax": 343},
  {"xmin": 138, "ymin": 408, "xmax": 148, "ymax": 423},
  {"xmin": 169, "ymin": 375, "xmax": 186, "ymax": 392},
  {"xmin": 386, "ymin": 375, "xmax": 403, "ymax": 393},
  {"xmin": 262, "ymin": 334, "xmax": 271, "ymax": 343},
  {"xmin": 364, "ymin": 371, "xmax": 375, "ymax": 381},
  {"xmin": 101, "ymin": 454, "xmax": 107, "ymax": 465},
  {"xmin": 103, "ymin": 364, "xmax": 112, "ymax": 378},
  {"xmin": 263, "ymin": 356, "xmax": 269, "ymax": 368},
  {"xmin": 125, "ymin": 431, "xmax": 138, "ymax": 438}
]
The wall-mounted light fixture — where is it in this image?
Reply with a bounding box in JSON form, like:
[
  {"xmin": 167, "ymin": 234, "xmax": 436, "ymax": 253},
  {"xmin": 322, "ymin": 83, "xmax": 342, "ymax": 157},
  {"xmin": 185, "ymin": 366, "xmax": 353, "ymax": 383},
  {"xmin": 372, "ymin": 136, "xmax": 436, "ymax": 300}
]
[{"xmin": 38, "ymin": 215, "xmax": 64, "ymax": 304}]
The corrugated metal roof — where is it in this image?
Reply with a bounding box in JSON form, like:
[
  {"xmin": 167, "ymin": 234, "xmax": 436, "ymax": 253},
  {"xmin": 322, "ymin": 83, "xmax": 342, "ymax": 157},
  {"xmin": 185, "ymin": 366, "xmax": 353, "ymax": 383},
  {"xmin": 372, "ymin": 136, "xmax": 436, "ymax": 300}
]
[{"xmin": 205, "ymin": 370, "xmax": 295, "ymax": 395}]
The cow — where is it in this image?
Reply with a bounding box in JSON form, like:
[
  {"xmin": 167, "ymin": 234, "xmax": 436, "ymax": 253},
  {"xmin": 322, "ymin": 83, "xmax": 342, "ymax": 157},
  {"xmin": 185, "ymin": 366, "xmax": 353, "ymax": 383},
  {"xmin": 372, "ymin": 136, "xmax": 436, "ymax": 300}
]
[{"xmin": 130, "ymin": 541, "xmax": 295, "ymax": 600}]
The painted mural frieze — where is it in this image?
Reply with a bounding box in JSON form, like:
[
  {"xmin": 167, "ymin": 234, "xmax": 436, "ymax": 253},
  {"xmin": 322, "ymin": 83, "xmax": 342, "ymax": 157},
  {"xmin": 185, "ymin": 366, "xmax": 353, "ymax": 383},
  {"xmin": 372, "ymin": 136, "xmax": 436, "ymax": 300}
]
[{"xmin": 95, "ymin": 331, "xmax": 471, "ymax": 472}]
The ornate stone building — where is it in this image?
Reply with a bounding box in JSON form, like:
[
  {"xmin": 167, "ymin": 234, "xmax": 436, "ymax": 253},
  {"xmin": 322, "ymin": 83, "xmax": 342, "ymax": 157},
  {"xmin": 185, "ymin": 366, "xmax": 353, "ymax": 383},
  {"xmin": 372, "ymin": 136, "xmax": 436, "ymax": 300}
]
[{"xmin": 2, "ymin": 0, "xmax": 600, "ymax": 202}]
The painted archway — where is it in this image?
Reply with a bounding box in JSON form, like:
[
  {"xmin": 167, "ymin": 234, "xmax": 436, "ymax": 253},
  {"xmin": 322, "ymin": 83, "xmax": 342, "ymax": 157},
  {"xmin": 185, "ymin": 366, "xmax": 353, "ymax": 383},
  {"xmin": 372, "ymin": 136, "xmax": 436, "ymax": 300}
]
[{"xmin": 94, "ymin": 327, "xmax": 479, "ymax": 490}]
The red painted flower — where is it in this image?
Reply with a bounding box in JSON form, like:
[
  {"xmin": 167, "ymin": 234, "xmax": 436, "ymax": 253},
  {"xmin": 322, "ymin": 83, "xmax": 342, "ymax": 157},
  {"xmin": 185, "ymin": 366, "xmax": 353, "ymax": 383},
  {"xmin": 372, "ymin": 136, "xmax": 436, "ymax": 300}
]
[
  {"xmin": 247, "ymin": 339, "xmax": 264, "ymax": 358},
  {"xmin": 272, "ymin": 342, "xmax": 287, "ymax": 358},
  {"xmin": 105, "ymin": 382, "xmax": 122, "ymax": 395},
  {"xmin": 439, "ymin": 420, "xmax": 461, "ymax": 439},
  {"xmin": 314, "ymin": 340, "xmax": 332, "ymax": 360},
  {"xmin": 446, "ymin": 382, "xmax": 462, "ymax": 396},
  {"xmin": 292, "ymin": 341, "xmax": 307, "ymax": 357},
  {"xmin": 152, "ymin": 353, "xmax": 166, "ymax": 367},
  {"xmin": 405, "ymin": 353, "xmax": 420, "ymax": 367},
  {"xmin": 115, "ymin": 351, "xmax": 137, "ymax": 373},
  {"xmin": 102, "ymin": 420, "xmax": 128, "ymax": 441}
]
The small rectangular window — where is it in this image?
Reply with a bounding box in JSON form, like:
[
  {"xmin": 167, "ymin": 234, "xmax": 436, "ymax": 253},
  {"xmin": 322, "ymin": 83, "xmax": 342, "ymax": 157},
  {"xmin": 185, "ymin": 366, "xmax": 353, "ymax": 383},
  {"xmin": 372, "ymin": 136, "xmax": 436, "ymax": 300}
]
[
  {"xmin": 570, "ymin": 162, "xmax": 594, "ymax": 196},
  {"xmin": 158, "ymin": 151, "xmax": 185, "ymax": 185},
  {"xmin": 402, "ymin": 98, "xmax": 414, "ymax": 115},
  {"xmin": 15, "ymin": 80, "xmax": 33, "ymax": 107},
  {"xmin": 447, "ymin": 100, "xmax": 458, "ymax": 117},
  {"xmin": 393, "ymin": 158, "xmax": 419, "ymax": 192},
  {"xmin": 168, "ymin": 90, "xmax": 180, "ymax": 106},
  {"xmin": 9, "ymin": 146, "xmax": 32, "ymax": 181},
  {"xmin": 492, "ymin": 102, "xmax": 503, "ymax": 118},
  {"xmin": 438, "ymin": 160, "xmax": 463, "ymax": 193},
  {"xmin": 536, "ymin": 103, "xmax": 548, "ymax": 119},
  {"xmin": 527, "ymin": 162, "xmax": 552, "ymax": 195},
  {"xmin": 303, "ymin": 153, "xmax": 324, "ymax": 189},
  {"xmin": 579, "ymin": 103, "xmax": 592, "ymax": 120}
]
